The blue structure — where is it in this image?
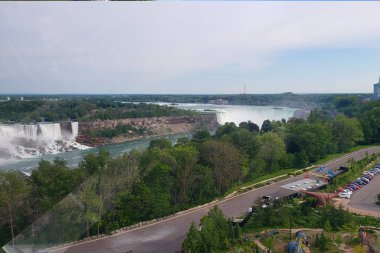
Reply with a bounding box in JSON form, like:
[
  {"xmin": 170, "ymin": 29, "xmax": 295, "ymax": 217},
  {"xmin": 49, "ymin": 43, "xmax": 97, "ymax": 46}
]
[
  {"xmin": 287, "ymin": 231, "xmax": 307, "ymax": 253},
  {"xmin": 315, "ymin": 166, "xmax": 336, "ymax": 179}
]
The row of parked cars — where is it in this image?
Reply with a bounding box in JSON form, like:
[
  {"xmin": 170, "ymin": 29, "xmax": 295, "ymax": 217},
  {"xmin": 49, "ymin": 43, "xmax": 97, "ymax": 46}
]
[{"xmin": 338, "ymin": 164, "xmax": 380, "ymax": 199}]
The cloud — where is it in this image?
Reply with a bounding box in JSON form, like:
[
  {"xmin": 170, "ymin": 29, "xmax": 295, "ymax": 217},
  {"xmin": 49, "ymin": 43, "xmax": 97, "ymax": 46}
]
[{"xmin": 1, "ymin": 2, "xmax": 380, "ymax": 93}]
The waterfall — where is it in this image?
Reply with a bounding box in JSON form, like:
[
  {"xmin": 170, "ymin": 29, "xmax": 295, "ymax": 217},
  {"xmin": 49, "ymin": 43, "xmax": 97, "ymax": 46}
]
[
  {"xmin": 0, "ymin": 122, "xmax": 85, "ymax": 160},
  {"xmin": 39, "ymin": 123, "xmax": 63, "ymax": 142},
  {"xmin": 71, "ymin": 122, "xmax": 79, "ymax": 139},
  {"xmin": 215, "ymin": 111, "xmax": 227, "ymax": 125},
  {"xmin": 0, "ymin": 124, "xmax": 39, "ymax": 141}
]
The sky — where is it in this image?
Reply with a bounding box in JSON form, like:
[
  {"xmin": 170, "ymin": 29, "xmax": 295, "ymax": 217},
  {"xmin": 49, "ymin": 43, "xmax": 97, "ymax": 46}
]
[{"xmin": 1, "ymin": 2, "xmax": 380, "ymax": 94}]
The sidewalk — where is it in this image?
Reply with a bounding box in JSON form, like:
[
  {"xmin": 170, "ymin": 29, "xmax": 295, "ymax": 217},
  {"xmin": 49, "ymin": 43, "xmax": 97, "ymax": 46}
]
[{"xmin": 334, "ymin": 198, "xmax": 380, "ymax": 218}]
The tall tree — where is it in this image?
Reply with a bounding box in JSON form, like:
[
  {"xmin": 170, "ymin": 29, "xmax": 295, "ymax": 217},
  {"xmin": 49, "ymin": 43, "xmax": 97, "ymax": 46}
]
[
  {"xmin": 261, "ymin": 119, "xmax": 273, "ymax": 133},
  {"xmin": 332, "ymin": 115, "xmax": 364, "ymax": 152},
  {"xmin": 0, "ymin": 171, "xmax": 28, "ymax": 245},
  {"xmin": 79, "ymin": 179, "xmax": 101, "ymax": 238},
  {"xmin": 182, "ymin": 222, "xmax": 203, "ymax": 253},
  {"xmin": 170, "ymin": 146, "xmax": 199, "ymax": 206},
  {"xmin": 257, "ymin": 132, "xmax": 286, "ymax": 172},
  {"xmin": 200, "ymin": 140, "xmax": 242, "ymax": 194}
]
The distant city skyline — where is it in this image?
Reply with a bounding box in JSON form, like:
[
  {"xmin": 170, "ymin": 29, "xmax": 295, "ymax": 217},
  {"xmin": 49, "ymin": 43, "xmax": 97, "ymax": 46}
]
[{"xmin": 1, "ymin": 2, "xmax": 380, "ymax": 94}]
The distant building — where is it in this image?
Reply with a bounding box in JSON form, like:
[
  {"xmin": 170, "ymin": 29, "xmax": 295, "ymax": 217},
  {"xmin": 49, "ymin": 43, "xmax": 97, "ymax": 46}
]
[
  {"xmin": 20, "ymin": 96, "xmax": 24, "ymax": 101},
  {"xmin": 374, "ymin": 77, "xmax": 380, "ymax": 99}
]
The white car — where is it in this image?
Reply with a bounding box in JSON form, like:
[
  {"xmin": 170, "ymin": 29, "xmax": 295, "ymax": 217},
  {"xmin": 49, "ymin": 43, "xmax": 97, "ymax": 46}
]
[
  {"xmin": 343, "ymin": 189, "xmax": 352, "ymax": 195},
  {"xmin": 339, "ymin": 192, "xmax": 351, "ymax": 199},
  {"xmin": 364, "ymin": 171, "xmax": 375, "ymax": 177}
]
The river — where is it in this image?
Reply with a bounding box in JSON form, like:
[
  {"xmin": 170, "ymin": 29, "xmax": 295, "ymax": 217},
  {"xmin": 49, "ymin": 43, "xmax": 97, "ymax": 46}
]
[{"xmin": 0, "ymin": 104, "xmax": 298, "ymax": 172}]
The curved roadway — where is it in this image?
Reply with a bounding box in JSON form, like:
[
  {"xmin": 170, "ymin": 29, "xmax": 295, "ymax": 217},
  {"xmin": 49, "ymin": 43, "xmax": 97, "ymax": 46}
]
[{"xmin": 50, "ymin": 147, "xmax": 380, "ymax": 253}]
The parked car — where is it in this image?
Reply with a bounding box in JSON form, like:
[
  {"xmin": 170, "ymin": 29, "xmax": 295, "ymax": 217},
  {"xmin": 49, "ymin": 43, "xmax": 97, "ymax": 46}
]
[
  {"xmin": 338, "ymin": 192, "xmax": 351, "ymax": 199},
  {"xmin": 354, "ymin": 180, "xmax": 366, "ymax": 185},
  {"xmin": 343, "ymin": 189, "xmax": 353, "ymax": 195},
  {"xmin": 347, "ymin": 184, "xmax": 360, "ymax": 190},
  {"xmin": 360, "ymin": 177, "xmax": 370, "ymax": 183},
  {"xmin": 346, "ymin": 185, "xmax": 356, "ymax": 191},
  {"xmin": 364, "ymin": 171, "xmax": 375, "ymax": 177}
]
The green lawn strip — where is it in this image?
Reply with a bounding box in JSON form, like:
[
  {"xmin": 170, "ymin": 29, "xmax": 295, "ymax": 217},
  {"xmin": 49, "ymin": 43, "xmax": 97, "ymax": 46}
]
[{"xmin": 313, "ymin": 145, "xmax": 376, "ymax": 165}]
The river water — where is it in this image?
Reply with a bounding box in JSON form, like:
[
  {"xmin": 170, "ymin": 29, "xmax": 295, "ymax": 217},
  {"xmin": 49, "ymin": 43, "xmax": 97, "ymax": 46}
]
[{"xmin": 0, "ymin": 104, "xmax": 297, "ymax": 172}]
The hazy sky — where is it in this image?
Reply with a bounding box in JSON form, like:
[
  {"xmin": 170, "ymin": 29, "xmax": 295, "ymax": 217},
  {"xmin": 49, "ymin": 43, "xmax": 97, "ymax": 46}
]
[{"xmin": 1, "ymin": 2, "xmax": 380, "ymax": 94}]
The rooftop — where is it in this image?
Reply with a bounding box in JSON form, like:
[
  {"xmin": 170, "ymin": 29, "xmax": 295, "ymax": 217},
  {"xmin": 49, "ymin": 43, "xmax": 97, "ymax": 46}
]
[{"xmin": 281, "ymin": 178, "xmax": 327, "ymax": 192}]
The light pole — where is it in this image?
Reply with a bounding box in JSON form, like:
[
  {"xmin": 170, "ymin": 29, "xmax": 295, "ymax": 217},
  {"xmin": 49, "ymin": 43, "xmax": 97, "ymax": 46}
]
[{"xmin": 288, "ymin": 201, "xmax": 293, "ymax": 241}]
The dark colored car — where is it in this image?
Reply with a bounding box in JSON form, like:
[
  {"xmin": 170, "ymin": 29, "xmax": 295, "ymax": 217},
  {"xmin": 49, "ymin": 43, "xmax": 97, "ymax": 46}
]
[
  {"xmin": 348, "ymin": 184, "xmax": 360, "ymax": 190},
  {"xmin": 354, "ymin": 180, "xmax": 366, "ymax": 186}
]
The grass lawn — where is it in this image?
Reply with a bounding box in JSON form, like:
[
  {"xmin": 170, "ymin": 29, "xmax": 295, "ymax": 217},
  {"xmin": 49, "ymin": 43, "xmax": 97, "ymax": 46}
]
[{"xmin": 312, "ymin": 145, "xmax": 376, "ymax": 165}]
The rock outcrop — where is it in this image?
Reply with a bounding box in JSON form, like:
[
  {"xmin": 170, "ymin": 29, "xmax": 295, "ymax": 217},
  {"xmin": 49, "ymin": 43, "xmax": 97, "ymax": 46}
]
[{"xmin": 76, "ymin": 114, "xmax": 218, "ymax": 146}]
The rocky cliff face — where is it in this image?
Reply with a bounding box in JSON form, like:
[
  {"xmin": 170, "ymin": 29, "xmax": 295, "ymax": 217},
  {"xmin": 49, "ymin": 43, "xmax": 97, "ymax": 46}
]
[{"xmin": 77, "ymin": 114, "xmax": 218, "ymax": 146}]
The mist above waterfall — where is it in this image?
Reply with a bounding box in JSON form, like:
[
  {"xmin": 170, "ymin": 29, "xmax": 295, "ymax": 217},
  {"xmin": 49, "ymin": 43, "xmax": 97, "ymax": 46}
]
[
  {"xmin": 157, "ymin": 103, "xmax": 298, "ymax": 127},
  {"xmin": 0, "ymin": 122, "xmax": 87, "ymax": 160}
]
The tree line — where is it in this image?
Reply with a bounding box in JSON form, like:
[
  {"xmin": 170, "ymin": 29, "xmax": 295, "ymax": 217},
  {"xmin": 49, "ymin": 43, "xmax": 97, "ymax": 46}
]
[{"xmin": 0, "ymin": 99, "xmax": 192, "ymax": 123}]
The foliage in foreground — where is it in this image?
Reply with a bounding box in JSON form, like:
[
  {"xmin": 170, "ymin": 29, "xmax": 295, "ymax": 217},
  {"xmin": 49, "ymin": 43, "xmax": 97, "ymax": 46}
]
[
  {"xmin": 182, "ymin": 206, "xmax": 241, "ymax": 253},
  {"xmin": 243, "ymin": 198, "xmax": 380, "ymax": 233},
  {"xmin": 182, "ymin": 197, "xmax": 380, "ymax": 253}
]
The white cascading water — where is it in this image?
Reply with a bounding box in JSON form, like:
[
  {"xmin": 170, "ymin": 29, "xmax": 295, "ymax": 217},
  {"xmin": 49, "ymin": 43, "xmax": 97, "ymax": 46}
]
[
  {"xmin": 71, "ymin": 122, "xmax": 79, "ymax": 138},
  {"xmin": 39, "ymin": 123, "xmax": 63, "ymax": 142},
  {"xmin": 0, "ymin": 122, "xmax": 87, "ymax": 160}
]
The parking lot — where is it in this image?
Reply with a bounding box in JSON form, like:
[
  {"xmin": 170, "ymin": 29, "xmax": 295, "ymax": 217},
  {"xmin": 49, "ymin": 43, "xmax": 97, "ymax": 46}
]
[{"xmin": 347, "ymin": 170, "xmax": 380, "ymax": 217}]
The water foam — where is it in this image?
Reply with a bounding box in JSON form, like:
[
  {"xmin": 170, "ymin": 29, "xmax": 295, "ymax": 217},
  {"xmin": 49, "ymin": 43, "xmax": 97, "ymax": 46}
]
[{"xmin": 0, "ymin": 122, "xmax": 88, "ymax": 160}]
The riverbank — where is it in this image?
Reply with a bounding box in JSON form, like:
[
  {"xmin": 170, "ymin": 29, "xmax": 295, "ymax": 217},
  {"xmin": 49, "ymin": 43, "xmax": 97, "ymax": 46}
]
[{"xmin": 76, "ymin": 114, "xmax": 218, "ymax": 146}]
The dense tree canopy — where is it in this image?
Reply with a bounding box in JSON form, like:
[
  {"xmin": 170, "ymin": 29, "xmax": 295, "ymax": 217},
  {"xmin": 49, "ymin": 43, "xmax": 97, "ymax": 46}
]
[{"xmin": 0, "ymin": 99, "xmax": 193, "ymax": 123}]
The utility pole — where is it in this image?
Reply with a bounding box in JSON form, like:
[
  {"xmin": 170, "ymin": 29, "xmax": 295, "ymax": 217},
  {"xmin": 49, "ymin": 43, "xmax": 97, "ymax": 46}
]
[{"xmin": 289, "ymin": 203, "xmax": 292, "ymax": 240}]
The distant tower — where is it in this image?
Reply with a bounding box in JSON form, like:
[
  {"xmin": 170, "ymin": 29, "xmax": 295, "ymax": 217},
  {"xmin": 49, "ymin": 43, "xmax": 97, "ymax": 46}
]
[
  {"xmin": 243, "ymin": 85, "xmax": 246, "ymax": 95},
  {"xmin": 374, "ymin": 77, "xmax": 380, "ymax": 100},
  {"xmin": 6, "ymin": 97, "xmax": 10, "ymax": 101},
  {"xmin": 20, "ymin": 96, "xmax": 24, "ymax": 101}
]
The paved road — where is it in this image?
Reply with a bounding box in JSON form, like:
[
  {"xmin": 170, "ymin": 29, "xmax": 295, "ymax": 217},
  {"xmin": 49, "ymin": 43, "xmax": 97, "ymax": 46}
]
[
  {"xmin": 347, "ymin": 167, "xmax": 380, "ymax": 217},
  {"xmin": 49, "ymin": 147, "xmax": 380, "ymax": 253}
]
